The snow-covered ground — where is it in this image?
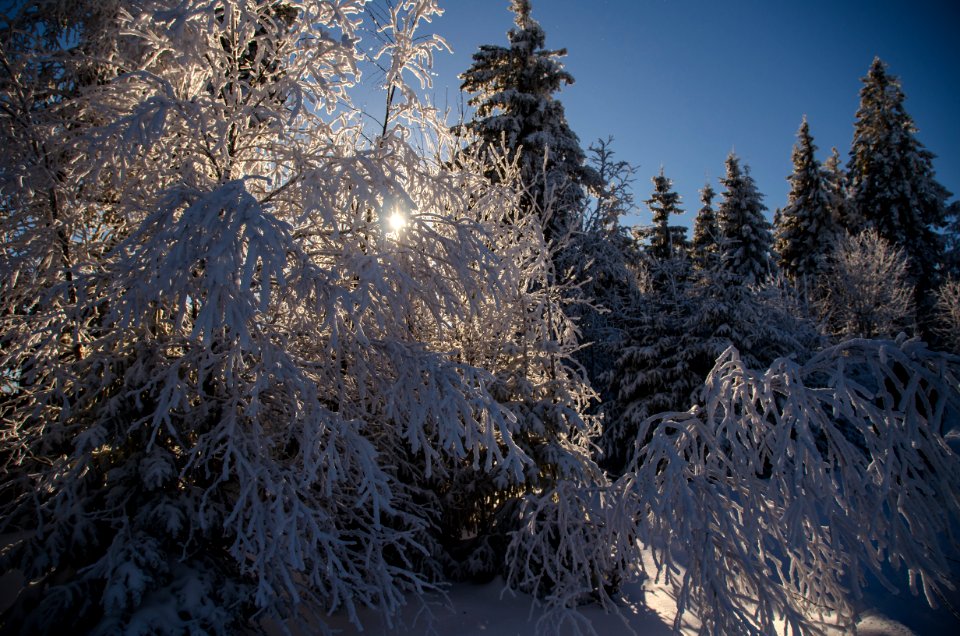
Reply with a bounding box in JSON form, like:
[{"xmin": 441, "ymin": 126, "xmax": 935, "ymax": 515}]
[
  {"xmin": 4, "ymin": 548, "xmax": 957, "ymax": 635},
  {"xmin": 308, "ymin": 575, "xmax": 956, "ymax": 636},
  {"xmin": 273, "ymin": 549, "xmax": 960, "ymax": 636},
  {"xmin": 317, "ymin": 576, "xmax": 675, "ymax": 636}
]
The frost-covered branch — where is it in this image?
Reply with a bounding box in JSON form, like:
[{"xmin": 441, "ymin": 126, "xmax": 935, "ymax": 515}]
[
  {"xmin": 624, "ymin": 338, "xmax": 960, "ymax": 635},
  {"xmin": 506, "ymin": 481, "xmax": 643, "ymax": 636},
  {"xmin": 819, "ymin": 230, "xmax": 916, "ymax": 339},
  {"xmin": 0, "ymin": 2, "xmax": 601, "ymax": 633}
]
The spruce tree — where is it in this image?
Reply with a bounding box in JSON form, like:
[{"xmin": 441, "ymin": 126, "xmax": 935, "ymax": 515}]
[
  {"xmin": 458, "ymin": 0, "xmax": 599, "ymax": 242},
  {"xmin": 822, "ymin": 147, "xmax": 851, "ymax": 230},
  {"xmin": 645, "ymin": 168, "xmax": 686, "ymax": 261},
  {"xmin": 847, "ymin": 58, "xmax": 951, "ymax": 308},
  {"xmin": 944, "ymin": 201, "xmax": 960, "ymax": 279},
  {"xmin": 602, "ymin": 170, "xmax": 692, "ymax": 475},
  {"xmin": 680, "ymin": 155, "xmax": 807, "ymax": 385},
  {"xmin": 717, "ymin": 153, "xmax": 775, "ymax": 285},
  {"xmin": 774, "ymin": 117, "xmax": 837, "ymax": 288},
  {"xmin": 602, "ymin": 258, "xmax": 695, "ymax": 475},
  {"xmin": 691, "ymin": 183, "xmax": 719, "ymax": 270}
]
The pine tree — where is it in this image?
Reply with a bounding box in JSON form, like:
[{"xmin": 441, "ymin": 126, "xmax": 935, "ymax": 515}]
[
  {"xmin": 604, "ymin": 158, "xmax": 810, "ymax": 475},
  {"xmin": 601, "ymin": 256, "xmax": 696, "ymax": 475},
  {"xmin": 944, "ymin": 201, "xmax": 960, "ymax": 279},
  {"xmin": 847, "ymin": 58, "xmax": 951, "ymax": 309},
  {"xmin": 690, "ymin": 183, "xmax": 719, "ymax": 270},
  {"xmin": 717, "ymin": 153, "xmax": 775, "ymax": 285},
  {"xmin": 774, "ymin": 117, "xmax": 837, "ymax": 289},
  {"xmin": 681, "ymin": 155, "xmax": 807, "ymax": 383},
  {"xmin": 602, "ymin": 170, "xmax": 692, "ymax": 475},
  {"xmin": 458, "ymin": 0, "xmax": 599, "ymax": 242},
  {"xmin": 822, "ymin": 146, "xmax": 851, "ymax": 229},
  {"xmin": 645, "ymin": 168, "xmax": 686, "ymax": 261}
]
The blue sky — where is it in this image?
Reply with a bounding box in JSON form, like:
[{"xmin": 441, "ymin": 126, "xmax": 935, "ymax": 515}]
[{"xmin": 391, "ymin": 0, "xmax": 960, "ymax": 228}]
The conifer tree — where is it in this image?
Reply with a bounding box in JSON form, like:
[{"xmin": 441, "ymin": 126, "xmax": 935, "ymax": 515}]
[
  {"xmin": 645, "ymin": 168, "xmax": 686, "ymax": 261},
  {"xmin": 605, "ymin": 158, "xmax": 809, "ymax": 475},
  {"xmin": 847, "ymin": 58, "xmax": 951, "ymax": 308},
  {"xmin": 775, "ymin": 118, "xmax": 837, "ymax": 288},
  {"xmin": 944, "ymin": 201, "xmax": 960, "ymax": 279},
  {"xmin": 681, "ymin": 155, "xmax": 806, "ymax": 383},
  {"xmin": 601, "ymin": 253, "xmax": 695, "ymax": 475},
  {"xmin": 690, "ymin": 183, "xmax": 719, "ymax": 270},
  {"xmin": 458, "ymin": 0, "xmax": 599, "ymax": 242},
  {"xmin": 823, "ymin": 146, "xmax": 851, "ymax": 229},
  {"xmin": 717, "ymin": 153, "xmax": 775, "ymax": 285},
  {"xmin": 602, "ymin": 170, "xmax": 691, "ymax": 475}
]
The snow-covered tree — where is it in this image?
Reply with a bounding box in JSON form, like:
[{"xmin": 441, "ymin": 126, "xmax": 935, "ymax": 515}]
[
  {"xmin": 684, "ymin": 269, "xmax": 814, "ymax": 392},
  {"xmin": 0, "ymin": 1, "xmax": 610, "ymax": 632},
  {"xmin": 847, "ymin": 58, "xmax": 951, "ymax": 311},
  {"xmin": 774, "ymin": 117, "xmax": 838, "ymax": 290},
  {"xmin": 443, "ymin": 154, "xmax": 635, "ymax": 623},
  {"xmin": 717, "ymin": 153, "xmax": 775, "ymax": 285},
  {"xmin": 568, "ymin": 137, "xmax": 641, "ymax": 404},
  {"xmin": 934, "ymin": 277, "xmax": 960, "ymax": 354},
  {"xmin": 686, "ymin": 169, "xmax": 811, "ymax": 388},
  {"xmin": 0, "ymin": 0, "xmax": 127, "ymax": 369},
  {"xmin": 644, "ymin": 168, "xmax": 686, "ymax": 261},
  {"xmin": 944, "ymin": 200, "xmax": 960, "ymax": 279},
  {"xmin": 819, "ymin": 230, "xmax": 916, "ymax": 339},
  {"xmin": 601, "ymin": 255, "xmax": 697, "ymax": 475},
  {"xmin": 822, "ymin": 146, "xmax": 851, "ymax": 230},
  {"xmin": 690, "ymin": 183, "xmax": 719, "ymax": 270},
  {"xmin": 676, "ymin": 155, "xmax": 807, "ymax": 380},
  {"xmin": 598, "ymin": 171, "xmax": 696, "ymax": 475},
  {"xmin": 623, "ymin": 338, "xmax": 960, "ymax": 635},
  {"xmin": 457, "ymin": 0, "xmax": 599, "ymax": 243},
  {"xmin": 604, "ymin": 160, "xmax": 811, "ymax": 475}
]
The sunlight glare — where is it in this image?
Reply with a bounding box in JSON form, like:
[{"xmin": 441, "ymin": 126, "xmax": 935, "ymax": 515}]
[{"xmin": 389, "ymin": 211, "xmax": 407, "ymax": 232}]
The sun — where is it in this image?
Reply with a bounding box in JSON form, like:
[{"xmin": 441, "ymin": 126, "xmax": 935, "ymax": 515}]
[{"xmin": 388, "ymin": 211, "xmax": 406, "ymax": 232}]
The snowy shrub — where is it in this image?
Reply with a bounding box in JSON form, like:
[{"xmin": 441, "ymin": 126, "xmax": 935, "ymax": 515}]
[
  {"xmin": 935, "ymin": 277, "xmax": 960, "ymax": 354},
  {"xmin": 624, "ymin": 338, "xmax": 960, "ymax": 635},
  {"xmin": 505, "ymin": 480, "xmax": 643, "ymax": 636},
  {"xmin": 819, "ymin": 229, "xmax": 916, "ymax": 339}
]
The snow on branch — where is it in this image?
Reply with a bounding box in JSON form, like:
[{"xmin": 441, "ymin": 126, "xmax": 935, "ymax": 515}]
[
  {"xmin": 506, "ymin": 480, "xmax": 643, "ymax": 636},
  {"xmin": 624, "ymin": 337, "xmax": 960, "ymax": 635}
]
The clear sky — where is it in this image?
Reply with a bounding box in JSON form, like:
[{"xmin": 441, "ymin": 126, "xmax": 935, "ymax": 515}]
[{"xmin": 401, "ymin": 0, "xmax": 960, "ymax": 228}]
